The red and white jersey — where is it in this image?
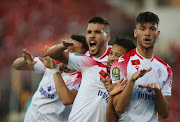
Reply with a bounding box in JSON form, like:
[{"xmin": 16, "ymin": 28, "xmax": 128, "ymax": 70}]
[
  {"xmin": 67, "ymin": 53, "xmax": 109, "ymax": 122},
  {"xmin": 85, "ymin": 45, "xmax": 112, "ymax": 65},
  {"xmin": 110, "ymin": 48, "xmax": 173, "ymax": 122},
  {"xmin": 24, "ymin": 57, "xmax": 82, "ymax": 122}
]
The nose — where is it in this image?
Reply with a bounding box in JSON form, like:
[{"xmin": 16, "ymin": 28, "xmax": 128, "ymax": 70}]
[
  {"xmin": 89, "ymin": 32, "xmax": 95, "ymax": 38},
  {"xmin": 145, "ymin": 29, "xmax": 150, "ymax": 36},
  {"xmin": 108, "ymin": 54, "xmax": 116, "ymax": 62}
]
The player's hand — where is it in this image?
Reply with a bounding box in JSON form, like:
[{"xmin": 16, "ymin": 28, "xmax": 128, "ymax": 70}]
[
  {"xmin": 22, "ymin": 49, "xmax": 37, "ymax": 65},
  {"xmin": 101, "ymin": 78, "xmax": 112, "ymax": 91},
  {"xmin": 39, "ymin": 46, "xmax": 57, "ymax": 69},
  {"xmin": 109, "ymin": 78, "xmax": 128, "ymax": 96},
  {"xmin": 138, "ymin": 83, "xmax": 161, "ymax": 92},
  {"xmin": 131, "ymin": 67, "xmax": 152, "ymax": 82},
  {"xmin": 62, "ymin": 39, "xmax": 74, "ymax": 49}
]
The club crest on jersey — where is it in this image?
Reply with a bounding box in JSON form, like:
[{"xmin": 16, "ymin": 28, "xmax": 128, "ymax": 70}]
[
  {"xmin": 157, "ymin": 69, "xmax": 162, "ymax": 78},
  {"xmin": 112, "ymin": 67, "xmax": 120, "ymax": 81}
]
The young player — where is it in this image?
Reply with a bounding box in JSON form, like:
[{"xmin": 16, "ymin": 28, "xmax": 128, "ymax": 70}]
[{"xmin": 109, "ymin": 12, "xmax": 173, "ymax": 122}]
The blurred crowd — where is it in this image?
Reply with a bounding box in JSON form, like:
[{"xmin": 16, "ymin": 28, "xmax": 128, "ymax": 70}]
[{"xmin": 0, "ymin": 0, "xmax": 179, "ymax": 122}]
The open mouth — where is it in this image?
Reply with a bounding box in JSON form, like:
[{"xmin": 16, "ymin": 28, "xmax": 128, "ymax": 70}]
[
  {"xmin": 89, "ymin": 40, "xmax": 97, "ymax": 50},
  {"xmin": 144, "ymin": 38, "xmax": 151, "ymax": 44}
]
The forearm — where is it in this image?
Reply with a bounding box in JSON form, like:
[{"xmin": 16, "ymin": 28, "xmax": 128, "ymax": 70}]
[
  {"xmin": 155, "ymin": 91, "xmax": 170, "ymax": 119},
  {"xmin": 113, "ymin": 79, "xmax": 134, "ymax": 113},
  {"xmin": 47, "ymin": 44, "xmax": 67, "ymax": 59},
  {"xmin": 12, "ymin": 57, "xmax": 33, "ymax": 70},
  {"xmin": 53, "ymin": 72, "xmax": 77, "ymax": 105},
  {"xmin": 106, "ymin": 95, "xmax": 117, "ymax": 122}
]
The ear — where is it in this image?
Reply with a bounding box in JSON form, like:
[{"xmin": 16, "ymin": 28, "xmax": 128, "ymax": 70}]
[
  {"xmin": 156, "ymin": 31, "xmax": 160, "ymax": 38},
  {"xmin": 134, "ymin": 29, "xmax": 137, "ymax": 38}
]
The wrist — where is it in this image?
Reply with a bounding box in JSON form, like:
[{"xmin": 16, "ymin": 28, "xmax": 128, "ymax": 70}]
[{"xmin": 52, "ymin": 66, "xmax": 60, "ymax": 74}]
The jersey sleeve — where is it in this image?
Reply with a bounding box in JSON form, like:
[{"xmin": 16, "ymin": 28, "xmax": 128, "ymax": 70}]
[
  {"xmin": 34, "ymin": 57, "xmax": 46, "ymax": 73},
  {"xmin": 71, "ymin": 72, "xmax": 82, "ymax": 91},
  {"xmin": 161, "ymin": 65, "xmax": 173, "ymax": 96},
  {"xmin": 67, "ymin": 53, "xmax": 96, "ymax": 72}
]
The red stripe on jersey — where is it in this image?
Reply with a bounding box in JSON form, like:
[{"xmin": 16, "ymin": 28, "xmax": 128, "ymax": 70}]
[
  {"xmin": 135, "ymin": 49, "xmax": 143, "ymax": 60},
  {"xmin": 72, "ymin": 72, "xmax": 82, "ymax": 86},
  {"xmin": 96, "ymin": 61, "xmax": 107, "ymax": 68},
  {"xmin": 100, "ymin": 46, "xmax": 111, "ymax": 60}
]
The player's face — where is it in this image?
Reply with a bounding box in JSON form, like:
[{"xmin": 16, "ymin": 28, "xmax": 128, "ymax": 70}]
[
  {"xmin": 86, "ymin": 23, "xmax": 110, "ymax": 58},
  {"xmin": 67, "ymin": 39, "xmax": 86, "ymax": 54},
  {"xmin": 134, "ymin": 22, "xmax": 160, "ymax": 49},
  {"xmin": 107, "ymin": 44, "xmax": 127, "ymax": 73}
]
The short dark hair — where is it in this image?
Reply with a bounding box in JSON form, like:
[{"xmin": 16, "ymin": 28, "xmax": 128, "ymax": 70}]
[
  {"xmin": 71, "ymin": 34, "xmax": 88, "ymax": 50},
  {"xmin": 113, "ymin": 37, "xmax": 136, "ymax": 53},
  {"xmin": 136, "ymin": 11, "xmax": 159, "ymax": 26},
  {"xmin": 88, "ymin": 17, "xmax": 110, "ymax": 34}
]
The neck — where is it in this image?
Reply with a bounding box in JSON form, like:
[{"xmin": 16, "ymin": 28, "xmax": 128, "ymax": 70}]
[
  {"xmin": 137, "ymin": 46, "xmax": 154, "ymax": 59},
  {"xmin": 94, "ymin": 44, "xmax": 107, "ymax": 58}
]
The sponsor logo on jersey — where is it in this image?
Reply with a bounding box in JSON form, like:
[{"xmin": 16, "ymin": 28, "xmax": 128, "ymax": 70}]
[
  {"xmin": 48, "ymin": 86, "xmax": 51, "ymax": 92},
  {"xmin": 118, "ymin": 58, "xmax": 125, "ymax": 63},
  {"xmin": 98, "ymin": 90, "xmax": 109, "ymax": 103},
  {"xmin": 39, "ymin": 86, "xmax": 55, "ymax": 99},
  {"xmin": 112, "ymin": 67, "xmax": 120, "ymax": 81},
  {"xmin": 138, "ymin": 91, "xmax": 155, "ymax": 100}
]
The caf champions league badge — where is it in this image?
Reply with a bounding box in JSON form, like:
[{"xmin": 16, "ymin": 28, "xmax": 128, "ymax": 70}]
[{"xmin": 112, "ymin": 67, "xmax": 120, "ymax": 81}]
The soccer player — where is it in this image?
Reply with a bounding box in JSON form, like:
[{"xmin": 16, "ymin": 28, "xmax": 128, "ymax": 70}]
[
  {"xmin": 48, "ymin": 17, "xmax": 111, "ymax": 65},
  {"xmin": 109, "ymin": 12, "xmax": 173, "ymax": 122},
  {"xmin": 46, "ymin": 37, "xmax": 135, "ymax": 121},
  {"xmin": 12, "ymin": 34, "xmax": 88, "ymax": 122}
]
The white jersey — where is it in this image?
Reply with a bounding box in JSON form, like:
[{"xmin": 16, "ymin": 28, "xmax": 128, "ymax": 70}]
[
  {"xmin": 67, "ymin": 53, "xmax": 109, "ymax": 122},
  {"xmin": 24, "ymin": 57, "xmax": 82, "ymax": 122},
  {"xmin": 85, "ymin": 45, "xmax": 111, "ymax": 65},
  {"xmin": 110, "ymin": 48, "xmax": 173, "ymax": 122}
]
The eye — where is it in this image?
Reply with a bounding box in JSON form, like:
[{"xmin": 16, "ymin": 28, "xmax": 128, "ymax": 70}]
[
  {"xmin": 87, "ymin": 30, "xmax": 91, "ymax": 34},
  {"xmin": 95, "ymin": 30, "xmax": 101, "ymax": 34}
]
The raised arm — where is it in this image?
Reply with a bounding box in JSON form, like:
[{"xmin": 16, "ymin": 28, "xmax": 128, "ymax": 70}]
[
  {"xmin": 113, "ymin": 67, "xmax": 152, "ymax": 113},
  {"xmin": 39, "ymin": 47, "xmax": 78, "ymax": 105},
  {"xmin": 47, "ymin": 40, "xmax": 75, "ymax": 64},
  {"xmin": 12, "ymin": 49, "xmax": 37, "ymax": 70}
]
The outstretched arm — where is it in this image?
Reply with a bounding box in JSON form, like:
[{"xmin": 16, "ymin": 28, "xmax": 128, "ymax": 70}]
[
  {"xmin": 138, "ymin": 83, "xmax": 171, "ymax": 119},
  {"xmin": 46, "ymin": 40, "xmax": 75, "ymax": 64},
  {"xmin": 39, "ymin": 47, "xmax": 78, "ymax": 105},
  {"xmin": 12, "ymin": 49, "xmax": 37, "ymax": 70},
  {"xmin": 113, "ymin": 67, "xmax": 152, "ymax": 113}
]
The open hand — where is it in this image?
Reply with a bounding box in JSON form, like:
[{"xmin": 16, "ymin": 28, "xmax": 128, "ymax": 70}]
[
  {"xmin": 22, "ymin": 49, "xmax": 37, "ymax": 65},
  {"xmin": 39, "ymin": 46, "xmax": 57, "ymax": 69},
  {"xmin": 131, "ymin": 67, "xmax": 152, "ymax": 82},
  {"xmin": 138, "ymin": 83, "xmax": 161, "ymax": 92},
  {"xmin": 109, "ymin": 78, "xmax": 128, "ymax": 96}
]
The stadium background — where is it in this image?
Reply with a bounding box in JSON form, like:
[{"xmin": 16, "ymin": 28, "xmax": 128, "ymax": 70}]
[{"xmin": 0, "ymin": 0, "xmax": 180, "ymax": 121}]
